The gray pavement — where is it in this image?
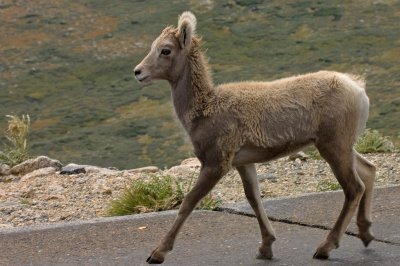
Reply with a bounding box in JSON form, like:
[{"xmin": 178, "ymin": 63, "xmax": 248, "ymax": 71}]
[
  {"xmin": 221, "ymin": 184, "xmax": 400, "ymax": 245},
  {"xmin": 1, "ymin": 185, "xmax": 399, "ymax": 266}
]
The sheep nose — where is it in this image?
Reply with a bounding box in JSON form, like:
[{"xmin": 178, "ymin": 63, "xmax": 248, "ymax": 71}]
[{"xmin": 134, "ymin": 68, "xmax": 141, "ymax": 76}]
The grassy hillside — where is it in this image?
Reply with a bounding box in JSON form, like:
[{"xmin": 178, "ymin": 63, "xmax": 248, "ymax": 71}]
[{"xmin": 0, "ymin": 0, "xmax": 399, "ymax": 169}]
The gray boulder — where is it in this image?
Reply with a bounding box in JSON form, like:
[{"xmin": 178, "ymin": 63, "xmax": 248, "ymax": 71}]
[
  {"xmin": 128, "ymin": 166, "xmax": 160, "ymax": 174},
  {"xmin": 60, "ymin": 163, "xmax": 119, "ymax": 175},
  {"xmin": 0, "ymin": 164, "xmax": 10, "ymax": 176},
  {"xmin": 60, "ymin": 164, "xmax": 87, "ymax": 175},
  {"xmin": 21, "ymin": 167, "xmax": 58, "ymax": 181},
  {"xmin": 288, "ymin": 151, "xmax": 309, "ymax": 162},
  {"xmin": 10, "ymin": 156, "xmax": 63, "ymax": 176}
]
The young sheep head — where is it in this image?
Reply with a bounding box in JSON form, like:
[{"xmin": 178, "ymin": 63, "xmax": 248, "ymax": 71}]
[{"xmin": 134, "ymin": 11, "xmax": 197, "ymax": 84}]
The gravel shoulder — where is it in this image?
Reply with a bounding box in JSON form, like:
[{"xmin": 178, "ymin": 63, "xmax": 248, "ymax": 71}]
[{"xmin": 1, "ymin": 152, "xmax": 399, "ymax": 228}]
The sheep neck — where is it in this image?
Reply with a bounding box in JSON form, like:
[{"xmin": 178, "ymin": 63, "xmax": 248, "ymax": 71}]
[{"xmin": 170, "ymin": 47, "xmax": 214, "ymax": 131}]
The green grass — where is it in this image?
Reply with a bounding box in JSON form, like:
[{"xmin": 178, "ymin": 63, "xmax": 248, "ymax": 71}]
[
  {"xmin": 107, "ymin": 175, "xmax": 182, "ymax": 216},
  {"xmin": 0, "ymin": 115, "xmax": 31, "ymax": 167},
  {"xmin": 20, "ymin": 199, "xmax": 33, "ymax": 206},
  {"xmin": 304, "ymin": 147, "xmax": 322, "ymax": 160},
  {"xmin": 2, "ymin": 1, "xmax": 399, "ymax": 170},
  {"xmin": 355, "ymin": 128, "xmax": 395, "ymax": 154},
  {"xmin": 305, "ymin": 128, "xmax": 395, "ymax": 160},
  {"xmin": 317, "ymin": 179, "xmax": 342, "ymax": 192},
  {"xmin": 107, "ymin": 173, "xmax": 221, "ymax": 216},
  {"xmin": 197, "ymin": 193, "xmax": 222, "ymax": 210}
]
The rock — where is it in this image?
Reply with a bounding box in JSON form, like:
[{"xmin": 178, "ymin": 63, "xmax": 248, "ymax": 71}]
[
  {"xmin": 101, "ymin": 187, "xmax": 112, "ymax": 195},
  {"xmin": 34, "ymin": 213, "xmax": 48, "ymax": 222},
  {"xmin": 60, "ymin": 164, "xmax": 86, "ymax": 175},
  {"xmin": 0, "ymin": 223, "xmax": 12, "ymax": 228},
  {"xmin": 288, "ymin": 151, "xmax": 309, "ymax": 162},
  {"xmin": 180, "ymin": 157, "xmax": 201, "ymax": 167},
  {"xmin": 21, "ymin": 187, "xmax": 35, "ymax": 198},
  {"xmin": 258, "ymin": 173, "xmax": 278, "ymax": 182},
  {"xmin": 75, "ymin": 176, "xmax": 89, "ymax": 184},
  {"xmin": 0, "ymin": 175, "xmax": 19, "ymax": 183},
  {"xmin": 0, "ymin": 163, "xmax": 10, "ymax": 176},
  {"xmin": 129, "ymin": 166, "xmax": 160, "ymax": 174},
  {"xmin": 164, "ymin": 158, "xmax": 201, "ymax": 177},
  {"xmin": 0, "ymin": 188, "xmax": 6, "ymax": 198},
  {"xmin": 60, "ymin": 164, "xmax": 119, "ymax": 175},
  {"xmin": 48, "ymin": 184, "xmax": 64, "ymax": 194},
  {"xmin": 21, "ymin": 167, "xmax": 57, "ymax": 181},
  {"xmin": 85, "ymin": 166, "xmax": 118, "ymax": 175},
  {"xmin": 10, "ymin": 156, "xmax": 62, "ymax": 176},
  {"xmin": 165, "ymin": 165, "xmax": 195, "ymax": 177},
  {"xmin": 46, "ymin": 194, "xmax": 65, "ymax": 201},
  {"xmin": 0, "ymin": 200, "xmax": 21, "ymax": 209}
]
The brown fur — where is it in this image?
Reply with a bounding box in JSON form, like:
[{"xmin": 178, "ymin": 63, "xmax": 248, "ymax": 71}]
[{"xmin": 134, "ymin": 11, "xmax": 376, "ymax": 264}]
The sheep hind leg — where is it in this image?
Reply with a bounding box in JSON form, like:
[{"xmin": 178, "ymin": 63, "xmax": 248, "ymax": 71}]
[
  {"xmin": 313, "ymin": 145, "xmax": 365, "ymax": 260},
  {"xmin": 236, "ymin": 164, "xmax": 276, "ymax": 259},
  {"xmin": 355, "ymin": 151, "xmax": 376, "ymax": 247}
]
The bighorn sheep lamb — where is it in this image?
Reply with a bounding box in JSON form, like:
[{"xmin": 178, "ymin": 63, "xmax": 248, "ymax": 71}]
[{"xmin": 134, "ymin": 11, "xmax": 376, "ymax": 264}]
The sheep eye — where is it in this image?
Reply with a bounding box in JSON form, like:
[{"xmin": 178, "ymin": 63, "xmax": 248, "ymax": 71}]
[{"xmin": 161, "ymin": 49, "xmax": 171, "ymax": 56}]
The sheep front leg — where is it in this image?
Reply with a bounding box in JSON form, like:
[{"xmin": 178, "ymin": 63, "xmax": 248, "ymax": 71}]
[
  {"xmin": 237, "ymin": 164, "xmax": 276, "ymax": 259},
  {"xmin": 146, "ymin": 166, "xmax": 224, "ymax": 264}
]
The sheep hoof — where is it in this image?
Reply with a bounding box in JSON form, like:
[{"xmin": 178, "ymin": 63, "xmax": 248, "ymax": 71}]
[
  {"xmin": 257, "ymin": 246, "xmax": 273, "ymax": 260},
  {"xmin": 361, "ymin": 234, "xmax": 375, "ymax": 247},
  {"xmin": 146, "ymin": 256, "xmax": 164, "ymax": 264},
  {"xmin": 313, "ymin": 251, "xmax": 329, "ymax": 260},
  {"xmin": 361, "ymin": 237, "xmax": 375, "ymax": 247},
  {"xmin": 256, "ymin": 252, "xmax": 273, "ymax": 260},
  {"xmin": 256, "ymin": 249, "xmax": 272, "ymax": 260}
]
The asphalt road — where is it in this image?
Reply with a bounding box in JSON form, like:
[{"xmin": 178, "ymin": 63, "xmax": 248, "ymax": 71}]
[{"xmin": 1, "ymin": 186, "xmax": 399, "ymax": 266}]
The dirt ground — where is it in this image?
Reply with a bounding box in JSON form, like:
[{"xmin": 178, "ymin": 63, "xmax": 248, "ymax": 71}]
[{"xmin": 1, "ymin": 152, "xmax": 398, "ymax": 228}]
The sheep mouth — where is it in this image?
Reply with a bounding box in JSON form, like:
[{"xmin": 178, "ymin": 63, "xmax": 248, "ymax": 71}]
[{"xmin": 138, "ymin": 76, "xmax": 150, "ymax": 83}]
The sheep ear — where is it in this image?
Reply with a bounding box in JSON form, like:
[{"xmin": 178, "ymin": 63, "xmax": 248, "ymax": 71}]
[{"xmin": 177, "ymin": 11, "xmax": 196, "ymax": 50}]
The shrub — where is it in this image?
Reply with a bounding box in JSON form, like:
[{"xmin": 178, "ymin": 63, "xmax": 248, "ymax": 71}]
[
  {"xmin": 107, "ymin": 173, "xmax": 221, "ymax": 216},
  {"xmin": 107, "ymin": 175, "xmax": 182, "ymax": 216},
  {"xmin": 355, "ymin": 128, "xmax": 395, "ymax": 154},
  {"xmin": 304, "ymin": 128, "xmax": 395, "ymax": 159},
  {"xmin": 0, "ymin": 115, "xmax": 31, "ymax": 166}
]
